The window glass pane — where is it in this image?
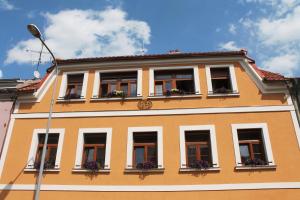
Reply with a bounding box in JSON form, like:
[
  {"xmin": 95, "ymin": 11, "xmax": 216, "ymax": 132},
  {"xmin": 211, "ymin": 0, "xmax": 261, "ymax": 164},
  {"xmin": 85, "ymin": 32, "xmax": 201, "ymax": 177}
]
[
  {"xmin": 185, "ymin": 131, "xmax": 210, "ymax": 142},
  {"xmin": 155, "ymin": 74, "xmax": 172, "ymax": 80},
  {"xmin": 155, "ymin": 82, "xmax": 163, "ymax": 95},
  {"xmin": 187, "ymin": 145, "xmax": 197, "ymax": 165},
  {"xmin": 110, "ymin": 83, "xmax": 117, "ymax": 92},
  {"xmin": 133, "ymin": 132, "xmax": 157, "ymax": 143},
  {"xmin": 101, "ymin": 83, "xmax": 108, "ymax": 97},
  {"xmin": 84, "ymin": 133, "xmax": 106, "ymax": 145},
  {"xmin": 120, "ymin": 83, "xmax": 128, "ymax": 95},
  {"xmin": 147, "ymin": 146, "xmax": 157, "ymax": 163},
  {"xmin": 47, "ymin": 147, "xmax": 57, "ymax": 167},
  {"xmin": 38, "ymin": 134, "xmax": 59, "ymax": 144},
  {"xmin": 176, "ymin": 80, "xmax": 195, "ymax": 93},
  {"xmin": 200, "ymin": 144, "xmax": 209, "ymax": 156},
  {"xmin": 96, "ymin": 147, "xmax": 106, "ymax": 168},
  {"xmin": 238, "ymin": 129, "xmax": 262, "ymax": 140},
  {"xmin": 84, "ymin": 148, "xmax": 94, "ymax": 162},
  {"xmin": 130, "ymin": 82, "xmax": 137, "ymax": 96},
  {"xmin": 210, "ymin": 68, "xmax": 230, "ymax": 79},
  {"xmin": 135, "ymin": 147, "xmax": 145, "ymax": 164},
  {"xmin": 239, "ymin": 144, "xmax": 250, "ymax": 162},
  {"xmin": 165, "ymin": 81, "xmax": 172, "ymax": 91}
]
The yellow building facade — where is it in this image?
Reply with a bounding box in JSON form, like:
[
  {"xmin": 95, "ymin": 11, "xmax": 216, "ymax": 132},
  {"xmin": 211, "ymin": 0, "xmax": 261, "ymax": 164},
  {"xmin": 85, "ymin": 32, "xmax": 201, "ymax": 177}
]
[{"xmin": 0, "ymin": 51, "xmax": 300, "ymax": 199}]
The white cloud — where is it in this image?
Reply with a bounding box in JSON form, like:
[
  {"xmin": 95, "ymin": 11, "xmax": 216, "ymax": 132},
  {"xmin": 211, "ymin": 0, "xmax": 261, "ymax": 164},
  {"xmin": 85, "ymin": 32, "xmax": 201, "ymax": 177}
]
[
  {"xmin": 262, "ymin": 53, "xmax": 299, "ymax": 76},
  {"xmin": 5, "ymin": 8, "xmax": 151, "ymax": 64},
  {"xmin": 218, "ymin": 41, "xmax": 240, "ymax": 51},
  {"xmin": 0, "ymin": 70, "xmax": 2, "ymax": 78},
  {"xmin": 0, "ymin": 0, "xmax": 15, "ymax": 10},
  {"xmin": 228, "ymin": 24, "xmax": 237, "ymax": 34},
  {"xmin": 257, "ymin": 6, "xmax": 300, "ymax": 46}
]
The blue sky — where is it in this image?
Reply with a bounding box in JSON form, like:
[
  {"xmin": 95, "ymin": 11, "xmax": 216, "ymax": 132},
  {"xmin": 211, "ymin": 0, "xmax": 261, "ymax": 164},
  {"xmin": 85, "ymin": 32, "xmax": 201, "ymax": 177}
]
[{"xmin": 0, "ymin": 0, "xmax": 300, "ymax": 79}]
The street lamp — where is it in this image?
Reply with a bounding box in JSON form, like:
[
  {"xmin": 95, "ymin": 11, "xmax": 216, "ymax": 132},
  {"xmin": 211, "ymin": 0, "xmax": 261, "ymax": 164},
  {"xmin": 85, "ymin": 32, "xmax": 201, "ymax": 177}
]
[{"xmin": 27, "ymin": 24, "xmax": 59, "ymax": 200}]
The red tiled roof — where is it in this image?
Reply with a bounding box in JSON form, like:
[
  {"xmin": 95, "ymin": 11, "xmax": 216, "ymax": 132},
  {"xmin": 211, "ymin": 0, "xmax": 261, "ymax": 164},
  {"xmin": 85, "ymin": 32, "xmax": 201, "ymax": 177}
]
[
  {"xmin": 250, "ymin": 63, "xmax": 286, "ymax": 81},
  {"xmin": 20, "ymin": 50, "xmax": 286, "ymax": 94},
  {"xmin": 17, "ymin": 72, "xmax": 50, "ymax": 93}
]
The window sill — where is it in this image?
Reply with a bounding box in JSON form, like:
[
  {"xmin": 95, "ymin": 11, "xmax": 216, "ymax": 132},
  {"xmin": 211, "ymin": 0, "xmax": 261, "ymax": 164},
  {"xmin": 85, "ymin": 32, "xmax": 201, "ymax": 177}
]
[
  {"xmin": 148, "ymin": 94, "xmax": 202, "ymax": 99},
  {"xmin": 56, "ymin": 98, "xmax": 86, "ymax": 103},
  {"xmin": 72, "ymin": 168, "xmax": 111, "ymax": 173},
  {"xmin": 235, "ymin": 165, "xmax": 277, "ymax": 170},
  {"xmin": 24, "ymin": 168, "xmax": 60, "ymax": 172},
  {"xmin": 90, "ymin": 96, "xmax": 143, "ymax": 101},
  {"xmin": 124, "ymin": 168, "xmax": 165, "ymax": 173},
  {"xmin": 179, "ymin": 167, "xmax": 220, "ymax": 172},
  {"xmin": 207, "ymin": 93, "xmax": 240, "ymax": 97}
]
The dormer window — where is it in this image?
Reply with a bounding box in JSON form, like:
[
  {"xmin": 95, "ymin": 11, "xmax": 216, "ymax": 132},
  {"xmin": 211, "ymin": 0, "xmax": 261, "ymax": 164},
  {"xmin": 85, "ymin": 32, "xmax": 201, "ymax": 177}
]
[
  {"xmin": 154, "ymin": 69, "xmax": 195, "ymax": 96},
  {"xmin": 58, "ymin": 71, "xmax": 89, "ymax": 101},
  {"xmin": 65, "ymin": 74, "xmax": 84, "ymax": 99},
  {"xmin": 205, "ymin": 64, "xmax": 238, "ymax": 95},
  {"xmin": 210, "ymin": 68, "xmax": 232, "ymax": 93},
  {"xmin": 100, "ymin": 71, "xmax": 137, "ymax": 98},
  {"xmin": 92, "ymin": 69, "xmax": 143, "ymax": 99},
  {"xmin": 149, "ymin": 66, "xmax": 201, "ymax": 97}
]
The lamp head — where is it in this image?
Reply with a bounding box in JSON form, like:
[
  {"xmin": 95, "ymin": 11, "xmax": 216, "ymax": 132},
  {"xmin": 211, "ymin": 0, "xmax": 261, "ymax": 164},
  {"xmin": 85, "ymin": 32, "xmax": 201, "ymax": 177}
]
[{"xmin": 27, "ymin": 24, "xmax": 42, "ymax": 38}]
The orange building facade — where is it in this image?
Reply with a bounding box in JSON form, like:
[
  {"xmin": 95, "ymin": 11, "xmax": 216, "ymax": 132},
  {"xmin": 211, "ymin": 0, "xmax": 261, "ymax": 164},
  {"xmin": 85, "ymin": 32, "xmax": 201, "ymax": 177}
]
[{"xmin": 0, "ymin": 51, "xmax": 300, "ymax": 199}]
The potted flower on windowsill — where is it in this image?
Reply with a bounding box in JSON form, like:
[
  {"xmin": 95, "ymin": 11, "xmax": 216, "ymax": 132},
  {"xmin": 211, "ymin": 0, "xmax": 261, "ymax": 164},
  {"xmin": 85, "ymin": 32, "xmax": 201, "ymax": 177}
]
[
  {"xmin": 244, "ymin": 158, "xmax": 266, "ymax": 166},
  {"xmin": 34, "ymin": 160, "xmax": 55, "ymax": 170},
  {"xmin": 136, "ymin": 161, "xmax": 157, "ymax": 170},
  {"xmin": 64, "ymin": 93, "xmax": 81, "ymax": 100},
  {"xmin": 189, "ymin": 160, "xmax": 210, "ymax": 170},
  {"xmin": 165, "ymin": 88, "xmax": 184, "ymax": 96},
  {"xmin": 107, "ymin": 90, "xmax": 126, "ymax": 99},
  {"xmin": 83, "ymin": 161, "xmax": 102, "ymax": 172}
]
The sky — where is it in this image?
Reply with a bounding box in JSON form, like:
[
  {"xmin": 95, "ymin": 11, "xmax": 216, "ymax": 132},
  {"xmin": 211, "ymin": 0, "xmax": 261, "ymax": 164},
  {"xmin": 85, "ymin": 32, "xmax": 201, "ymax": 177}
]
[{"xmin": 0, "ymin": 0, "xmax": 300, "ymax": 79}]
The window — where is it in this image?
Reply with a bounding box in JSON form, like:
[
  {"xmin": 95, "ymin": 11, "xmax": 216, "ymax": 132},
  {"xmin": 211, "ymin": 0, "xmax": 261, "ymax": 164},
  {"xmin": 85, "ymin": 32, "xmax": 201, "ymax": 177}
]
[
  {"xmin": 205, "ymin": 65, "xmax": 238, "ymax": 95},
  {"xmin": 154, "ymin": 69, "xmax": 195, "ymax": 96},
  {"xmin": 74, "ymin": 128, "xmax": 112, "ymax": 170},
  {"xmin": 58, "ymin": 71, "xmax": 89, "ymax": 100},
  {"xmin": 127, "ymin": 127, "xmax": 163, "ymax": 169},
  {"xmin": 185, "ymin": 131, "xmax": 212, "ymax": 168},
  {"xmin": 179, "ymin": 125, "xmax": 219, "ymax": 169},
  {"xmin": 35, "ymin": 134, "xmax": 59, "ymax": 169},
  {"xmin": 26, "ymin": 129, "xmax": 65, "ymax": 170},
  {"xmin": 65, "ymin": 74, "xmax": 84, "ymax": 99},
  {"xmin": 133, "ymin": 132, "xmax": 157, "ymax": 168},
  {"xmin": 210, "ymin": 68, "xmax": 232, "ymax": 93},
  {"xmin": 100, "ymin": 71, "xmax": 137, "ymax": 98},
  {"xmin": 82, "ymin": 134, "xmax": 106, "ymax": 169},
  {"xmin": 231, "ymin": 123, "xmax": 275, "ymax": 167},
  {"xmin": 149, "ymin": 66, "xmax": 201, "ymax": 96},
  {"xmin": 92, "ymin": 69, "xmax": 143, "ymax": 99}
]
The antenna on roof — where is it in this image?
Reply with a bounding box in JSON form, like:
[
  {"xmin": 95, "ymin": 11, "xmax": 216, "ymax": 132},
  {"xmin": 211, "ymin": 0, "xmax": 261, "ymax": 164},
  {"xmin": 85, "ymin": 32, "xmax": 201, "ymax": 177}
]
[{"xmin": 141, "ymin": 40, "xmax": 145, "ymax": 55}]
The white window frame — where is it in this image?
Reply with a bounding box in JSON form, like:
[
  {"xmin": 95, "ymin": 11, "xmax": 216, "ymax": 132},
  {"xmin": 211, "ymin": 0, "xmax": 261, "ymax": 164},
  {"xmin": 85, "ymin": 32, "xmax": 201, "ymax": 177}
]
[
  {"xmin": 205, "ymin": 64, "xmax": 238, "ymax": 95},
  {"xmin": 126, "ymin": 126, "xmax": 163, "ymax": 169},
  {"xmin": 92, "ymin": 68, "xmax": 143, "ymax": 98},
  {"xmin": 74, "ymin": 128, "xmax": 112, "ymax": 170},
  {"xmin": 26, "ymin": 128, "xmax": 65, "ymax": 169},
  {"xmin": 179, "ymin": 125, "xmax": 219, "ymax": 168},
  {"xmin": 231, "ymin": 123, "xmax": 275, "ymax": 167},
  {"xmin": 58, "ymin": 71, "xmax": 89, "ymax": 99},
  {"xmin": 149, "ymin": 66, "xmax": 201, "ymax": 96}
]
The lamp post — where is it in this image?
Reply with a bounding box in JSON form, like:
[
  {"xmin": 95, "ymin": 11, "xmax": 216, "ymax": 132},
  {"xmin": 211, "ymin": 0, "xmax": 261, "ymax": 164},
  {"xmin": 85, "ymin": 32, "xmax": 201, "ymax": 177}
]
[{"xmin": 27, "ymin": 24, "xmax": 59, "ymax": 200}]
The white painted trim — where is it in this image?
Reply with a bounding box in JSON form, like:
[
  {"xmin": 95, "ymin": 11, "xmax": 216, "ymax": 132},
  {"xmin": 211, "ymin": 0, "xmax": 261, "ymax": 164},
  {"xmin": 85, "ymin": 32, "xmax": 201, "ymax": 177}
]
[
  {"xmin": 92, "ymin": 68, "xmax": 142, "ymax": 98},
  {"xmin": 26, "ymin": 129, "xmax": 65, "ymax": 169},
  {"xmin": 179, "ymin": 125, "xmax": 219, "ymax": 168},
  {"xmin": 148, "ymin": 65, "xmax": 201, "ymax": 96},
  {"xmin": 12, "ymin": 105, "xmax": 294, "ymax": 119},
  {"xmin": 205, "ymin": 64, "xmax": 239, "ymax": 94},
  {"xmin": 231, "ymin": 123, "xmax": 275, "ymax": 167},
  {"xmin": 127, "ymin": 126, "xmax": 163, "ymax": 169},
  {"xmin": 1, "ymin": 182, "xmax": 300, "ymax": 191},
  {"xmin": 75, "ymin": 128, "xmax": 112, "ymax": 169},
  {"xmin": 36, "ymin": 70, "xmax": 56, "ymax": 102},
  {"xmin": 0, "ymin": 119, "xmax": 15, "ymax": 179},
  {"xmin": 58, "ymin": 71, "xmax": 89, "ymax": 99},
  {"xmin": 290, "ymin": 110, "xmax": 300, "ymax": 149}
]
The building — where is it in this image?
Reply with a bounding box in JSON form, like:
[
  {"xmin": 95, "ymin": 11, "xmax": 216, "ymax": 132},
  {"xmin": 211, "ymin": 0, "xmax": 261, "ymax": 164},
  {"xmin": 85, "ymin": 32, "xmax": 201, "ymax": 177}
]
[
  {"xmin": 0, "ymin": 79, "xmax": 23, "ymax": 158},
  {"xmin": 0, "ymin": 50, "xmax": 300, "ymax": 199}
]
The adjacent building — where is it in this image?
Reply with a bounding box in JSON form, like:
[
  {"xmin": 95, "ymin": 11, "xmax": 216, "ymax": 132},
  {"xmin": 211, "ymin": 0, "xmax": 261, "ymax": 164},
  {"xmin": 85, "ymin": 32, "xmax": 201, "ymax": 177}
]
[{"xmin": 0, "ymin": 50, "xmax": 300, "ymax": 200}]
